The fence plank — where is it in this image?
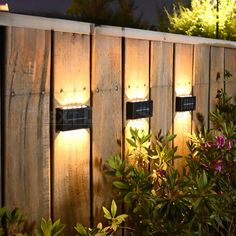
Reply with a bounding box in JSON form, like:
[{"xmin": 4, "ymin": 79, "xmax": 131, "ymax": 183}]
[
  {"xmin": 123, "ymin": 37, "xmax": 149, "ymax": 236},
  {"xmin": 124, "ymin": 38, "xmax": 150, "ymax": 155},
  {"xmin": 0, "ymin": 27, "xmax": 4, "ymax": 206},
  {"xmin": 174, "ymin": 44, "xmax": 194, "ymax": 169},
  {"xmin": 225, "ymin": 48, "xmax": 236, "ymax": 102},
  {"xmin": 53, "ymin": 32, "xmax": 91, "ymax": 233},
  {"xmin": 210, "ymin": 47, "xmax": 224, "ymax": 114},
  {"xmin": 92, "ymin": 34, "xmax": 122, "ymax": 223},
  {"xmin": 4, "ymin": 27, "xmax": 51, "ymax": 226},
  {"xmin": 150, "ymin": 41, "xmax": 174, "ymax": 138},
  {"xmin": 193, "ymin": 45, "xmax": 210, "ymax": 130}
]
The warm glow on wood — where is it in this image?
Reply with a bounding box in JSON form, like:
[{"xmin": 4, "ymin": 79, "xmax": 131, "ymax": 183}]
[
  {"xmin": 175, "ymin": 81, "xmax": 192, "ymax": 96},
  {"xmin": 0, "ymin": 3, "xmax": 9, "ymax": 11},
  {"xmin": 127, "ymin": 119, "xmax": 149, "ymax": 131},
  {"xmin": 56, "ymin": 90, "xmax": 90, "ymax": 107},
  {"xmin": 125, "ymin": 71, "xmax": 149, "ymax": 100},
  {"xmin": 56, "ymin": 129, "xmax": 90, "ymax": 144}
]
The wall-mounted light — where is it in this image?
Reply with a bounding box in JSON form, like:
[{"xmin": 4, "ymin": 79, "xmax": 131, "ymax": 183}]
[
  {"xmin": 56, "ymin": 106, "xmax": 92, "ymax": 132},
  {"xmin": 176, "ymin": 96, "xmax": 196, "ymax": 112},
  {"xmin": 126, "ymin": 100, "xmax": 153, "ymax": 119}
]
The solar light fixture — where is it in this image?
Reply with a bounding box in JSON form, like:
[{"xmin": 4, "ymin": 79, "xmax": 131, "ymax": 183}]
[
  {"xmin": 126, "ymin": 100, "xmax": 153, "ymax": 119},
  {"xmin": 176, "ymin": 96, "xmax": 196, "ymax": 112},
  {"xmin": 56, "ymin": 106, "xmax": 92, "ymax": 132}
]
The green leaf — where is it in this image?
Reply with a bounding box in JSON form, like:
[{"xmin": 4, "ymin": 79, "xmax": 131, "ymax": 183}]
[
  {"xmin": 111, "ymin": 200, "xmax": 117, "ymax": 218},
  {"xmin": 113, "ymin": 181, "xmax": 129, "ymax": 190},
  {"xmin": 111, "ymin": 221, "xmax": 118, "ymax": 231},
  {"xmin": 141, "ymin": 134, "xmax": 151, "ymax": 144},
  {"xmin": 193, "ymin": 198, "xmax": 202, "ymax": 211},
  {"xmin": 124, "ymin": 192, "xmax": 136, "ymax": 203},
  {"xmin": 115, "ymin": 214, "xmax": 128, "ymax": 223},
  {"xmin": 126, "ymin": 138, "xmax": 137, "ymax": 147},
  {"xmin": 202, "ymin": 170, "xmax": 207, "ymax": 187},
  {"xmin": 102, "ymin": 207, "xmax": 112, "ymax": 220},
  {"xmin": 35, "ymin": 230, "xmax": 43, "ymax": 236},
  {"xmin": 74, "ymin": 223, "xmax": 88, "ymax": 236}
]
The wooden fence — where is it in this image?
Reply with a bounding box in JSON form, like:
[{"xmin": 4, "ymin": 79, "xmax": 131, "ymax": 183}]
[{"xmin": 1, "ymin": 12, "xmax": 236, "ymax": 235}]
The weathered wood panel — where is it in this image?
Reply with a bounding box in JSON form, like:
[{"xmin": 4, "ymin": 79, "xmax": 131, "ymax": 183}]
[
  {"xmin": 92, "ymin": 34, "xmax": 122, "ymax": 223},
  {"xmin": 123, "ymin": 37, "xmax": 149, "ymax": 236},
  {"xmin": 0, "ymin": 27, "xmax": 4, "ymax": 206},
  {"xmin": 174, "ymin": 44, "xmax": 194, "ymax": 169},
  {"xmin": 53, "ymin": 32, "xmax": 91, "ymax": 233},
  {"xmin": 209, "ymin": 47, "xmax": 224, "ymax": 114},
  {"xmin": 4, "ymin": 27, "xmax": 51, "ymax": 225},
  {"xmin": 225, "ymin": 48, "xmax": 236, "ymax": 103},
  {"xmin": 150, "ymin": 41, "xmax": 173, "ymax": 138},
  {"xmin": 124, "ymin": 38, "xmax": 150, "ymax": 155},
  {"xmin": 193, "ymin": 45, "xmax": 210, "ymax": 130}
]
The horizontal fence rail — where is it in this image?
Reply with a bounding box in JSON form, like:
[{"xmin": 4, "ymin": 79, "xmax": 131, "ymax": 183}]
[{"xmin": 1, "ymin": 13, "xmax": 236, "ymax": 235}]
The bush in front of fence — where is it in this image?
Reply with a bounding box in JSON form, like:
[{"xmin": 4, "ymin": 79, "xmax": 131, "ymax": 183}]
[{"xmin": 104, "ymin": 86, "xmax": 236, "ymax": 235}]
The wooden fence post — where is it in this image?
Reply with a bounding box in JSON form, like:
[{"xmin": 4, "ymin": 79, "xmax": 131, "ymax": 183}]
[
  {"xmin": 4, "ymin": 27, "xmax": 51, "ymax": 226},
  {"xmin": 53, "ymin": 32, "xmax": 91, "ymax": 234}
]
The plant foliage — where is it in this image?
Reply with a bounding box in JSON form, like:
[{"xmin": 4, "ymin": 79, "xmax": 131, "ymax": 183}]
[
  {"xmin": 35, "ymin": 219, "xmax": 65, "ymax": 236},
  {"xmin": 106, "ymin": 74, "xmax": 236, "ymax": 235},
  {"xmin": 75, "ymin": 200, "xmax": 127, "ymax": 236},
  {"xmin": 67, "ymin": 0, "xmax": 147, "ymax": 28},
  {"xmin": 167, "ymin": 0, "xmax": 236, "ymax": 40}
]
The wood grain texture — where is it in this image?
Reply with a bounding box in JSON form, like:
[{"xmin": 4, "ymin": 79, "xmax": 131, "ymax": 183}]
[
  {"xmin": 92, "ymin": 34, "xmax": 122, "ymax": 223},
  {"xmin": 53, "ymin": 32, "xmax": 91, "ymax": 233},
  {"xmin": 225, "ymin": 48, "xmax": 236, "ymax": 103},
  {"xmin": 4, "ymin": 27, "xmax": 51, "ymax": 225},
  {"xmin": 193, "ymin": 45, "xmax": 210, "ymax": 130},
  {"xmin": 124, "ymin": 38, "xmax": 150, "ymax": 155},
  {"xmin": 210, "ymin": 47, "xmax": 224, "ymax": 114},
  {"xmin": 174, "ymin": 44, "xmax": 193, "ymax": 169},
  {"xmin": 0, "ymin": 27, "xmax": 3, "ymax": 206},
  {"xmin": 150, "ymin": 41, "xmax": 173, "ymax": 138}
]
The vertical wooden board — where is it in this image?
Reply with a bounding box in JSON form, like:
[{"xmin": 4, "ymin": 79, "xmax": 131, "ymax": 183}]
[
  {"xmin": 150, "ymin": 41, "xmax": 173, "ymax": 138},
  {"xmin": 225, "ymin": 48, "xmax": 236, "ymax": 102},
  {"xmin": 92, "ymin": 34, "xmax": 122, "ymax": 223},
  {"xmin": 174, "ymin": 44, "xmax": 193, "ymax": 169},
  {"xmin": 0, "ymin": 27, "xmax": 4, "ymax": 206},
  {"xmin": 124, "ymin": 38, "xmax": 150, "ymax": 155},
  {"xmin": 53, "ymin": 32, "xmax": 90, "ymax": 233},
  {"xmin": 193, "ymin": 45, "xmax": 210, "ymax": 130},
  {"xmin": 210, "ymin": 47, "xmax": 224, "ymax": 113},
  {"xmin": 4, "ymin": 27, "xmax": 51, "ymax": 225}
]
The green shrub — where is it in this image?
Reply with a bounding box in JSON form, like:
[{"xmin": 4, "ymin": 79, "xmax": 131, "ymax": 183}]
[{"xmin": 106, "ymin": 82, "xmax": 236, "ymax": 235}]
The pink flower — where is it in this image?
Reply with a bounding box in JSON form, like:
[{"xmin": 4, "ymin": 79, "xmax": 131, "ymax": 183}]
[
  {"xmin": 213, "ymin": 160, "xmax": 222, "ymax": 173},
  {"xmin": 226, "ymin": 140, "xmax": 234, "ymax": 150},
  {"xmin": 159, "ymin": 169, "xmax": 166, "ymax": 177},
  {"xmin": 216, "ymin": 135, "xmax": 226, "ymax": 148}
]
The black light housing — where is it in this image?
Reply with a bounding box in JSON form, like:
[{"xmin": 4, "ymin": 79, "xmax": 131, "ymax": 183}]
[
  {"xmin": 176, "ymin": 96, "xmax": 196, "ymax": 112},
  {"xmin": 126, "ymin": 100, "xmax": 153, "ymax": 119},
  {"xmin": 56, "ymin": 106, "xmax": 92, "ymax": 132}
]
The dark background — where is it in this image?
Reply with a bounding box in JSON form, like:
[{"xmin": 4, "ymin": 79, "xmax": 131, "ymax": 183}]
[{"xmin": 0, "ymin": 0, "xmax": 190, "ymax": 28}]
